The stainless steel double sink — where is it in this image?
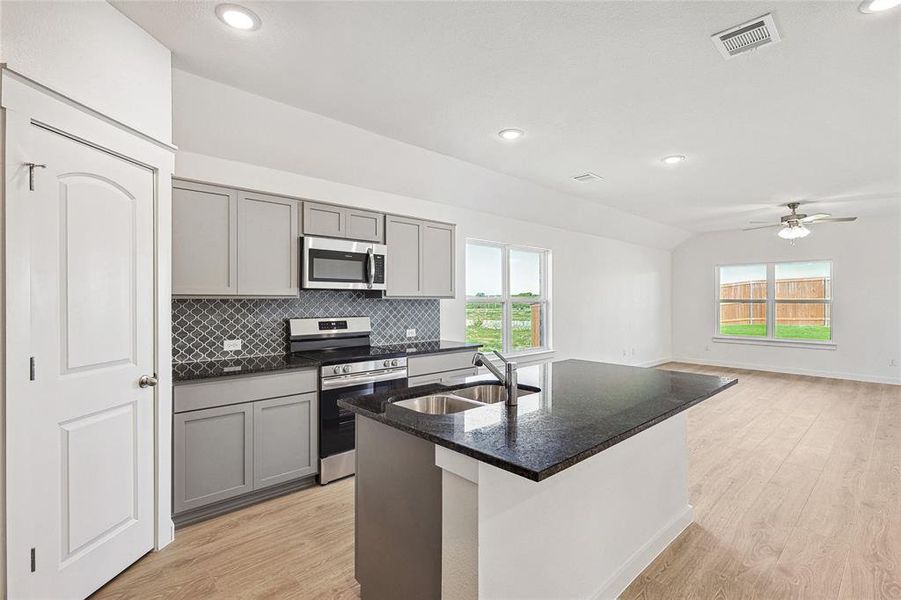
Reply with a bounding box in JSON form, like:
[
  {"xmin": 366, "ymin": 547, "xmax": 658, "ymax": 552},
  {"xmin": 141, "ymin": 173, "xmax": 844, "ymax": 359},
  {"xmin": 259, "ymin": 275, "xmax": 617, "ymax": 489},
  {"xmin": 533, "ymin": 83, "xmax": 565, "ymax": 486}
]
[{"xmin": 392, "ymin": 384, "xmax": 534, "ymax": 415}]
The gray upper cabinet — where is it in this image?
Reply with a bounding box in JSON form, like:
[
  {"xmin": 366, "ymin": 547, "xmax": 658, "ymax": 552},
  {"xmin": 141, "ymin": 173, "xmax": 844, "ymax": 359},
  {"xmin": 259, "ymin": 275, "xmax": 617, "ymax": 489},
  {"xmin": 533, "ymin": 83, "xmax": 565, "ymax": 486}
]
[
  {"xmin": 346, "ymin": 208, "xmax": 384, "ymax": 242},
  {"xmin": 237, "ymin": 191, "xmax": 299, "ymax": 296},
  {"xmin": 172, "ymin": 181, "xmax": 238, "ymax": 295},
  {"xmin": 253, "ymin": 393, "xmax": 318, "ymax": 489},
  {"xmin": 386, "ymin": 216, "xmax": 455, "ymax": 298},
  {"xmin": 421, "ymin": 222, "xmax": 455, "ymax": 297},
  {"xmin": 303, "ymin": 201, "xmax": 345, "ymax": 238},
  {"xmin": 386, "ymin": 216, "xmax": 423, "ymax": 297},
  {"xmin": 174, "ymin": 402, "xmax": 254, "ymax": 514},
  {"xmin": 172, "ymin": 179, "xmax": 299, "ymax": 297},
  {"xmin": 303, "ymin": 201, "xmax": 385, "ymax": 242}
]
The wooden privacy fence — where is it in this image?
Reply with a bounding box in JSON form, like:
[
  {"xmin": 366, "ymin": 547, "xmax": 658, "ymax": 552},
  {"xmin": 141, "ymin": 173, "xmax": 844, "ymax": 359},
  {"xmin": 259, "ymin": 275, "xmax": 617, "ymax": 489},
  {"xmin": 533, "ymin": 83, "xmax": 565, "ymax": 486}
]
[{"xmin": 720, "ymin": 277, "xmax": 830, "ymax": 326}]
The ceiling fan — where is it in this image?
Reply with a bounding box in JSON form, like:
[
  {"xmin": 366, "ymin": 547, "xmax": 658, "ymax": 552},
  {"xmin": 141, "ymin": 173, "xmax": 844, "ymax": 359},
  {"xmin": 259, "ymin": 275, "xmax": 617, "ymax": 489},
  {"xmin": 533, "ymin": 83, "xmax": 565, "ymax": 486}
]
[{"xmin": 744, "ymin": 202, "xmax": 858, "ymax": 240}]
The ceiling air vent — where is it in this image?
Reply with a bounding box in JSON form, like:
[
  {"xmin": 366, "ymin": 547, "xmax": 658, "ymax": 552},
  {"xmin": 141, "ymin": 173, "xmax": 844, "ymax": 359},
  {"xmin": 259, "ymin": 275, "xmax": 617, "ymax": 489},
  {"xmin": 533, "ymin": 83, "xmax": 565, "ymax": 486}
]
[
  {"xmin": 571, "ymin": 172, "xmax": 604, "ymax": 183},
  {"xmin": 711, "ymin": 13, "xmax": 781, "ymax": 60}
]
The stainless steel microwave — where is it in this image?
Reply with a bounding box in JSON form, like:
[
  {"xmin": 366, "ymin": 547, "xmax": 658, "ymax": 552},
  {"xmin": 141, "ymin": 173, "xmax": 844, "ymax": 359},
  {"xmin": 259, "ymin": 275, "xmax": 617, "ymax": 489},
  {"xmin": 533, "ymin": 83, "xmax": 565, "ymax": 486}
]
[{"xmin": 302, "ymin": 236, "xmax": 387, "ymax": 291}]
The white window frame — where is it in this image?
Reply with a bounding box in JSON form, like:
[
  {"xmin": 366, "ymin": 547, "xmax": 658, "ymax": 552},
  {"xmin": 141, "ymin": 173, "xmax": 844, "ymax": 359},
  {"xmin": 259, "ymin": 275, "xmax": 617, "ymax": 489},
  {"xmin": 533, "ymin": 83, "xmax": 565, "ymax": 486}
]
[
  {"xmin": 465, "ymin": 239, "xmax": 552, "ymax": 356},
  {"xmin": 713, "ymin": 259, "xmax": 836, "ymax": 350}
]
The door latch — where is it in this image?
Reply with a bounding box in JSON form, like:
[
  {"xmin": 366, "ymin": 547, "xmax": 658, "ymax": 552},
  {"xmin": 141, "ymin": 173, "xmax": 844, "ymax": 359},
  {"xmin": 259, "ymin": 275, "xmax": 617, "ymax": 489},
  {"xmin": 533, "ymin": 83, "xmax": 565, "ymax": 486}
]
[{"xmin": 24, "ymin": 163, "xmax": 47, "ymax": 191}]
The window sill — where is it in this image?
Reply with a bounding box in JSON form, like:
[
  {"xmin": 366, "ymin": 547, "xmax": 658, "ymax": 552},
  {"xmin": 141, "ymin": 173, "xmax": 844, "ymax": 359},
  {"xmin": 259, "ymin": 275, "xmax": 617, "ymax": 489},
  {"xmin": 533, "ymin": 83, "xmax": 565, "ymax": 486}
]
[
  {"xmin": 712, "ymin": 336, "xmax": 836, "ymax": 350},
  {"xmin": 479, "ymin": 348, "xmax": 556, "ymax": 366}
]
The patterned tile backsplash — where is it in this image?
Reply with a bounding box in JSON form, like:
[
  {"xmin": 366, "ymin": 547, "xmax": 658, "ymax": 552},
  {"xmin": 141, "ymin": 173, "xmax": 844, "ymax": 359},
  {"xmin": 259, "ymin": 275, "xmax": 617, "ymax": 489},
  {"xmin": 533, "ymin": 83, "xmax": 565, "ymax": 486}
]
[{"xmin": 172, "ymin": 292, "xmax": 440, "ymax": 363}]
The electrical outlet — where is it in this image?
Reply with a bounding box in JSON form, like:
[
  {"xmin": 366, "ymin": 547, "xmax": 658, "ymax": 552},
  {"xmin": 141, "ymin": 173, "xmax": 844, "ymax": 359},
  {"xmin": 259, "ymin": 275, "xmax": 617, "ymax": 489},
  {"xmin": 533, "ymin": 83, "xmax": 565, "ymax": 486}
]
[
  {"xmin": 223, "ymin": 339, "xmax": 242, "ymax": 351},
  {"xmin": 705, "ymin": 345, "xmax": 711, "ymax": 352},
  {"xmin": 631, "ymin": 348, "xmax": 636, "ymax": 356},
  {"xmin": 891, "ymin": 358, "xmax": 898, "ymax": 367},
  {"xmin": 406, "ymin": 328, "xmax": 417, "ymax": 338}
]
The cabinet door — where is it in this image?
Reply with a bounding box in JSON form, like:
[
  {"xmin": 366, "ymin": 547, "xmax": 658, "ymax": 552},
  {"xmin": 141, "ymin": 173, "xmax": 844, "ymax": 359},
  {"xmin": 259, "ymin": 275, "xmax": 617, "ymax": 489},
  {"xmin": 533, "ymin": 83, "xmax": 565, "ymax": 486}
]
[
  {"xmin": 386, "ymin": 216, "xmax": 422, "ymax": 297},
  {"xmin": 172, "ymin": 180, "xmax": 237, "ymax": 295},
  {"xmin": 237, "ymin": 192, "xmax": 299, "ymax": 296},
  {"xmin": 174, "ymin": 403, "xmax": 253, "ymax": 514},
  {"xmin": 253, "ymin": 393, "xmax": 318, "ymax": 489},
  {"xmin": 421, "ymin": 222, "xmax": 455, "ymax": 298},
  {"xmin": 345, "ymin": 208, "xmax": 384, "ymax": 242},
  {"xmin": 303, "ymin": 201, "xmax": 345, "ymax": 238}
]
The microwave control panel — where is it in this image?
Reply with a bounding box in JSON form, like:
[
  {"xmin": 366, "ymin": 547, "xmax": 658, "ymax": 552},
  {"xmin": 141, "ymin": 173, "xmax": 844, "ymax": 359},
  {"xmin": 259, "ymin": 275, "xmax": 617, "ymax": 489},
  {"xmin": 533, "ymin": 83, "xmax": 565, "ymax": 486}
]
[{"xmin": 373, "ymin": 255, "xmax": 385, "ymax": 284}]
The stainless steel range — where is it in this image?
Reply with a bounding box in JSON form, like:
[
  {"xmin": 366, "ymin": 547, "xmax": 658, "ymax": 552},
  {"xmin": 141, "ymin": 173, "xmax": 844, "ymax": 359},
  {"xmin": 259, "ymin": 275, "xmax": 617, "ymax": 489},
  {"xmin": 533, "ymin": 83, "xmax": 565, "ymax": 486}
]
[{"xmin": 288, "ymin": 317, "xmax": 409, "ymax": 484}]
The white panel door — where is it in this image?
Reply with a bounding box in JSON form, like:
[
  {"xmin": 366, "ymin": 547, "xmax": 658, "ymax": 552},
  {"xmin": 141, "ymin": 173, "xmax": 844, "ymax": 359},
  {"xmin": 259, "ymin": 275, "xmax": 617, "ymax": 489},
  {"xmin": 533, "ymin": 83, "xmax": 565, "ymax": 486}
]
[{"xmin": 7, "ymin": 124, "xmax": 155, "ymax": 599}]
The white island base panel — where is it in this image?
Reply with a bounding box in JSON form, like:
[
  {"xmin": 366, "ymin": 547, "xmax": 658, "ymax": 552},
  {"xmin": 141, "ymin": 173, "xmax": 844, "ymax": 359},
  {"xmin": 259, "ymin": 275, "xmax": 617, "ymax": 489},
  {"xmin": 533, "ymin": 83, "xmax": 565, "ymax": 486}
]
[{"xmin": 436, "ymin": 412, "xmax": 693, "ymax": 600}]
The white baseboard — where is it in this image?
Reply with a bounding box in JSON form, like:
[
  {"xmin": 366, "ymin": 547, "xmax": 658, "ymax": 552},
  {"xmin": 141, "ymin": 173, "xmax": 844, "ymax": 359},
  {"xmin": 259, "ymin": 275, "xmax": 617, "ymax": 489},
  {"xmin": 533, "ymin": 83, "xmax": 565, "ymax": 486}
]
[
  {"xmin": 637, "ymin": 357, "xmax": 673, "ymax": 368},
  {"xmin": 591, "ymin": 505, "xmax": 694, "ymax": 600},
  {"xmin": 673, "ymin": 356, "xmax": 901, "ymax": 386}
]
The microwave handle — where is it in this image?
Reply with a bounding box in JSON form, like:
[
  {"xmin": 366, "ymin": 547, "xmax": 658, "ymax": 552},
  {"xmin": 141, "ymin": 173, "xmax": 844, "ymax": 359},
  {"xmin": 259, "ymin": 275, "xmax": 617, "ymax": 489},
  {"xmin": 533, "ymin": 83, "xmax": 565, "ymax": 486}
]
[{"xmin": 367, "ymin": 248, "xmax": 375, "ymax": 288}]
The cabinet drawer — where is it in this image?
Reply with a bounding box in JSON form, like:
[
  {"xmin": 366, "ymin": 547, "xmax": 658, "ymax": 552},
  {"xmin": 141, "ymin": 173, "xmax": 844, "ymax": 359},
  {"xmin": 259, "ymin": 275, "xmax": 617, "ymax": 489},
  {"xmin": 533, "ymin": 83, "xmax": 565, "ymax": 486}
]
[
  {"xmin": 175, "ymin": 369, "xmax": 318, "ymax": 413},
  {"xmin": 407, "ymin": 351, "xmax": 477, "ymax": 377},
  {"xmin": 408, "ymin": 367, "xmax": 478, "ymax": 387}
]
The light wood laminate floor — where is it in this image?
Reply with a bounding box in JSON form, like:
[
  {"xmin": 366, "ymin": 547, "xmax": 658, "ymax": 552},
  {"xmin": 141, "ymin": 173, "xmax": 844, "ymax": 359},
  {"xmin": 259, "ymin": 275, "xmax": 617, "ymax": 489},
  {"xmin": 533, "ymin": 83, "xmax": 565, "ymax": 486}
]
[{"xmin": 92, "ymin": 363, "xmax": 901, "ymax": 599}]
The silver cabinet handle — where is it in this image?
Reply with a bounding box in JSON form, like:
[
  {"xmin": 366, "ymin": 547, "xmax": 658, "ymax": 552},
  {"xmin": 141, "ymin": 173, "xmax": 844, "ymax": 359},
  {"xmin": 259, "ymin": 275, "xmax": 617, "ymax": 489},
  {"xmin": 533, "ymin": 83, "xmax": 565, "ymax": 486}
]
[{"xmin": 139, "ymin": 374, "xmax": 159, "ymax": 388}]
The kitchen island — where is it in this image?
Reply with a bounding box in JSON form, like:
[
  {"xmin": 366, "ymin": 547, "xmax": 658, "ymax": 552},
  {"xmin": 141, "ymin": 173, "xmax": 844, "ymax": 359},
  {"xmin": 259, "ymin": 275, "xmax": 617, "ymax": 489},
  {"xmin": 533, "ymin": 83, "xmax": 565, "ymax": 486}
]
[{"xmin": 340, "ymin": 359, "xmax": 736, "ymax": 600}]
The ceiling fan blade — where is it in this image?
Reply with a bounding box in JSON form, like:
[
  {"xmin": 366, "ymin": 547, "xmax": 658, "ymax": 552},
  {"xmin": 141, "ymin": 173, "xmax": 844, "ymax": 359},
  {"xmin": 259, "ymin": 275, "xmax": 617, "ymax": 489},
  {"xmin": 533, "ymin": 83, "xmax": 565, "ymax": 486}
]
[
  {"xmin": 811, "ymin": 216, "xmax": 858, "ymax": 223},
  {"xmin": 800, "ymin": 213, "xmax": 831, "ymax": 222},
  {"xmin": 748, "ymin": 220, "xmax": 775, "ymax": 224},
  {"xmin": 743, "ymin": 224, "xmax": 783, "ymax": 231}
]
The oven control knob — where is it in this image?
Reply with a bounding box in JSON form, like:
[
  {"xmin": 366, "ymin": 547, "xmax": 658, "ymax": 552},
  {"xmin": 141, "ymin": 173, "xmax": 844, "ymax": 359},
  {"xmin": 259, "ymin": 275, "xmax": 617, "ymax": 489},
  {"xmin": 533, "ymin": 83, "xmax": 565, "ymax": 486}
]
[
  {"xmin": 391, "ymin": 359, "xmax": 399, "ymax": 367},
  {"xmin": 332, "ymin": 366, "xmax": 341, "ymax": 375},
  {"xmin": 342, "ymin": 365, "xmax": 352, "ymax": 374},
  {"xmin": 383, "ymin": 360, "xmax": 391, "ymax": 368}
]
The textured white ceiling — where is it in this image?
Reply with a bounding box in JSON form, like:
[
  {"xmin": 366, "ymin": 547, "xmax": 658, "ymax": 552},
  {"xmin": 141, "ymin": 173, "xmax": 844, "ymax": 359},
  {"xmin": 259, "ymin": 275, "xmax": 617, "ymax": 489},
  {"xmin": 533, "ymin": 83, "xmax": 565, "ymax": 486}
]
[{"xmin": 114, "ymin": 1, "xmax": 901, "ymax": 232}]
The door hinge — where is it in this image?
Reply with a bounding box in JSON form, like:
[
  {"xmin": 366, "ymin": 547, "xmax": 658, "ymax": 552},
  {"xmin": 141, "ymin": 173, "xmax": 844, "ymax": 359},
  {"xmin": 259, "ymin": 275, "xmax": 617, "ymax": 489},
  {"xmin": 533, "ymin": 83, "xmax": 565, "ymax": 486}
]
[
  {"xmin": 30, "ymin": 547, "xmax": 36, "ymax": 573},
  {"xmin": 25, "ymin": 163, "xmax": 47, "ymax": 192},
  {"xmin": 29, "ymin": 357, "xmax": 36, "ymax": 381}
]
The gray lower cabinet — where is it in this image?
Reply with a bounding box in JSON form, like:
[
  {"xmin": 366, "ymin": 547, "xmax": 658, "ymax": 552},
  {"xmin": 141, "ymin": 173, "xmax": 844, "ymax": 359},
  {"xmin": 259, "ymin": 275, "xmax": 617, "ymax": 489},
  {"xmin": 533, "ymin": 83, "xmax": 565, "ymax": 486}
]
[
  {"xmin": 172, "ymin": 180, "xmax": 238, "ymax": 295},
  {"xmin": 253, "ymin": 393, "xmax": 318, "ymax": 489},
  {"xmin": 386, "ymin": 215, "xmax": 455, "ymax": 298},
  {"xmin": 237, "ymin": 191, "xmax": 299, "ymax": 295},
  {"xmin": 173, "ymin": 370, "xmax": 319, "ymax": 516},
  {"xmin": 174, "ymin": 402, "xmax": 254, "ymax": 514}
]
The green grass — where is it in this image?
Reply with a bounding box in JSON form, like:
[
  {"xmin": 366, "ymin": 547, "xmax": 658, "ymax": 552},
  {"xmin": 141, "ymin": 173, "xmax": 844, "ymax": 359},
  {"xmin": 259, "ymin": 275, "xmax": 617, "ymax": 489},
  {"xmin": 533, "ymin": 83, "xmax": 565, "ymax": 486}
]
[
  {"xmin": 720, "ymin": 323, "xmax": 831, "ymax": 341},
  {"xmin": 465, "ymin": 303, "xmax": 542, "ymax": 352}
]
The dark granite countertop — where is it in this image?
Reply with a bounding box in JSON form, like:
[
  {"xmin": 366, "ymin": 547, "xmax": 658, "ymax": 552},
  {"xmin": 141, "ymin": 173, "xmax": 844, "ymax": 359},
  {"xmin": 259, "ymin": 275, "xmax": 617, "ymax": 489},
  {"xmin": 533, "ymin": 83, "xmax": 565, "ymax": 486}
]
[
  {"xmin": 339, "ymin": 359, "xmax": 737, "ymax": 482},
  {"xmin": 172, "ymin": 340, "xmax": 481, "ymax": 384},
  {"xmin": 172, "ymin": 354, "xmax": 321, "ymax": 384}
]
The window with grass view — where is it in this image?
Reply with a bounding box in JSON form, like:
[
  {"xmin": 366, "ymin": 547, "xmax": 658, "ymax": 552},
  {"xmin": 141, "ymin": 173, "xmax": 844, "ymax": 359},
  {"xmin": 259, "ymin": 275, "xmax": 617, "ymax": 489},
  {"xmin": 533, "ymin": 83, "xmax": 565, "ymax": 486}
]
[
  {"xmin": 465, "ymin": 241, "xmax": 549, "ymax": 353},
  {"xmin": 717, "ymin": 261, "xmax": 832, "ymax": 342}
]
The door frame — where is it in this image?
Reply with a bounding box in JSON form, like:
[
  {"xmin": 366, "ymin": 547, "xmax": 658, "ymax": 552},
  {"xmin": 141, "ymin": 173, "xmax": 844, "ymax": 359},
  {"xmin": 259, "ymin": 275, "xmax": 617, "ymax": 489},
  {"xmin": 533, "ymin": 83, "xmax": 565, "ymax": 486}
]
[{"xmin": 0, "ymin": 67, "xmax": 177, "ymax": 592}]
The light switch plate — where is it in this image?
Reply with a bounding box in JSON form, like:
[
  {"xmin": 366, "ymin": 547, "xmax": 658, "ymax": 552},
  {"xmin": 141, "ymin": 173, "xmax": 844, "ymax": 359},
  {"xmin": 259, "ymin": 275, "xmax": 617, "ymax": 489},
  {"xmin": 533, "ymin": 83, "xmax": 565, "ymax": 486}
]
[
  {"xmin": 406, "ymin": 328, "xmax": 417, "ymax": 338},
  {"xmin": 223, "ymin": 339, "xmax": 242, "ymax": 351}
]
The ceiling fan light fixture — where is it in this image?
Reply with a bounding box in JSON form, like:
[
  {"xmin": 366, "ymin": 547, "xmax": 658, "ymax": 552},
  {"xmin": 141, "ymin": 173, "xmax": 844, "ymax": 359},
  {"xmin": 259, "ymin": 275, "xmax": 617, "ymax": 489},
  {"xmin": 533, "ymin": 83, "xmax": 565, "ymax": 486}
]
[
  {"xmin": 777, "ymin": 223, "xmax": 811, "ymax": 240},
  {"xmin": 859, "ymin": 0, "xmax": 901, "ymax": 13}
]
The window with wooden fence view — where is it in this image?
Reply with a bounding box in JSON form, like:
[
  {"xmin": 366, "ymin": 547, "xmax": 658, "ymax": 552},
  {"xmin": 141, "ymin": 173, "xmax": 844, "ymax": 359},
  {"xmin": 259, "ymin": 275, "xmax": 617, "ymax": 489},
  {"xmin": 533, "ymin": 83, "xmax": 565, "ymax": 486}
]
[
  {"xmin": 718, "ymin": 261, "xmax": 832, "ymax": 342},
  {"xmin": 465, "ymin": 241, "xmax": 549, "ymax": 353}
]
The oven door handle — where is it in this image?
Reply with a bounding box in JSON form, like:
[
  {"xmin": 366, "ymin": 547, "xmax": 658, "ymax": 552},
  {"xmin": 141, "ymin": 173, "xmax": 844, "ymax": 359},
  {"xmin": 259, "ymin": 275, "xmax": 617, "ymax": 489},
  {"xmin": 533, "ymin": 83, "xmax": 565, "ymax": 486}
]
[
  {"xmin": 366, "ymin": 248, "xmax": 375, "ymax": 289},
  {"xmin": 321, "ymin": 367, "xmax": 407, "ymax": 390}
]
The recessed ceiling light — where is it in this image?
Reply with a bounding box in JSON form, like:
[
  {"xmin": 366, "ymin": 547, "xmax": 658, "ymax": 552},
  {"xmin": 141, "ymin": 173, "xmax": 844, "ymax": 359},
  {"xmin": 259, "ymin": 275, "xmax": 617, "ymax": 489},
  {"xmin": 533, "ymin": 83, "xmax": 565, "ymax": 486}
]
[
  {"xmin": 498, "ymin": 129, "xmax": 524, "ymax": 141},
  {"xmin": 859, "ymin": 0, "xmax": 901, "ymax": 12},
  {"xmin": 215, "ymin": 4, "xmax": 261, "ymax": 31},
  {"xmin": 661, "ymin": 154, "xmax": 686, "ymax": 165}
]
